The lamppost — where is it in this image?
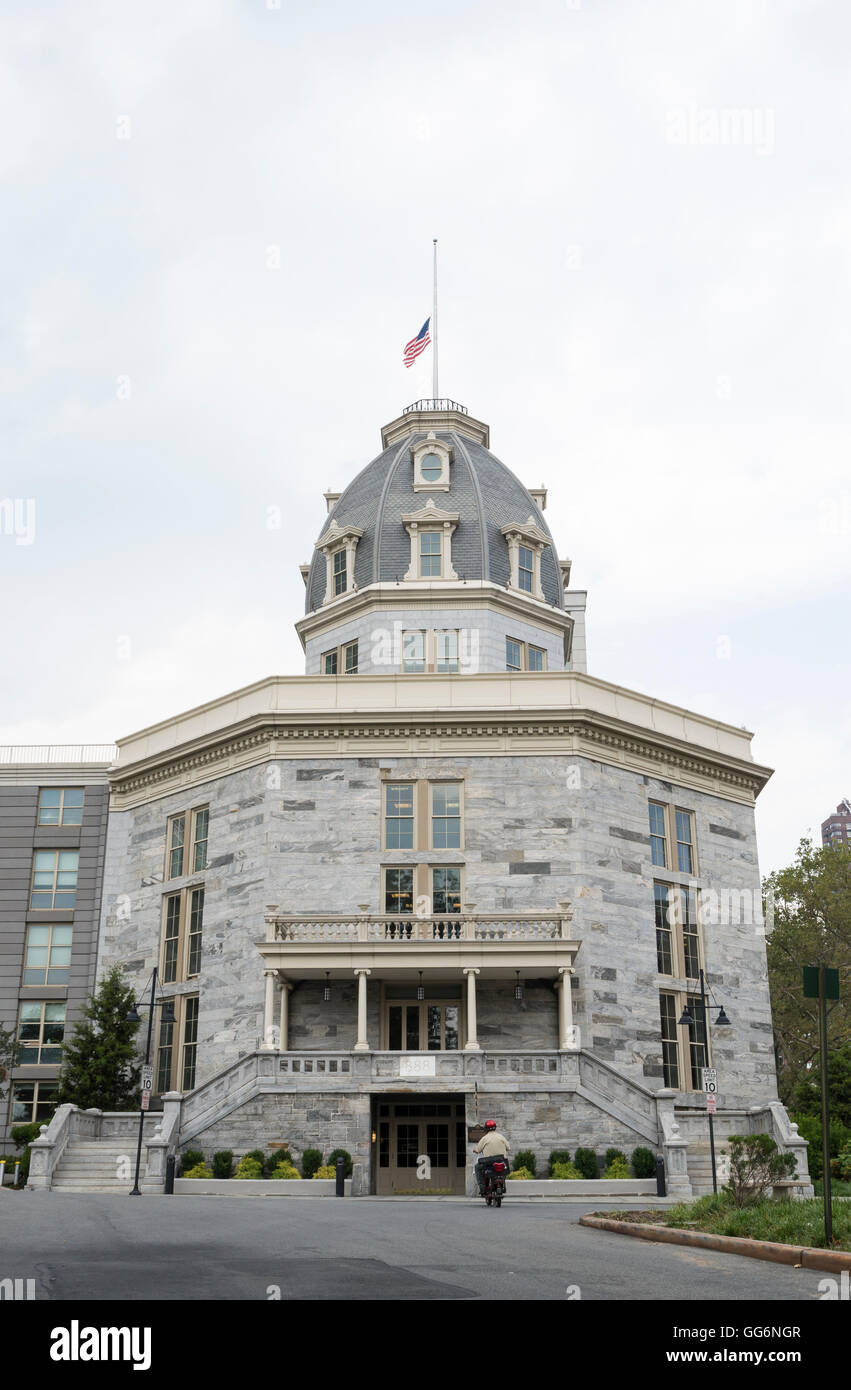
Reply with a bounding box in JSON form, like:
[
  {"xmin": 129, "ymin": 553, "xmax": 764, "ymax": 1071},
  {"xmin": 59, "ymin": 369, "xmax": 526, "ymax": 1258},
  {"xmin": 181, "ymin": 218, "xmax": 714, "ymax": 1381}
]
[
  {"xmin": 679, "ymin": 969, "xmax": 731, "ymax": 1195},
  {"xmin": 126, "ymin": 966, "xmax": 175, "ymax": 1197}
]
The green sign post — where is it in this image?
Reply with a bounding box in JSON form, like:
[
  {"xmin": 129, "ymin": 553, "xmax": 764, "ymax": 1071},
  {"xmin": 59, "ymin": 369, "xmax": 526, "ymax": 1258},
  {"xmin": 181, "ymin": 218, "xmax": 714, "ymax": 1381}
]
[{"xmin": 802, "ymin": 965, "xmax": 841, "ymax": 1245}]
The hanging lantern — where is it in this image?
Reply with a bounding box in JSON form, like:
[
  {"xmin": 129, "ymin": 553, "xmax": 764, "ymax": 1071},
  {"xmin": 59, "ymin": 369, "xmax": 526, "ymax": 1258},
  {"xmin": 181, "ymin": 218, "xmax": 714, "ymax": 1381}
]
[
  {"xmin": 323, "ymin": 972, "xmax": 331, "ymax": 1003},
  {"xmin": 416, "ymin": 971, "xmax": 425, "ymax": 1002},
  {"xmin": 514, "ymin": 971, "xmax": 524, "ymax": 1002}
]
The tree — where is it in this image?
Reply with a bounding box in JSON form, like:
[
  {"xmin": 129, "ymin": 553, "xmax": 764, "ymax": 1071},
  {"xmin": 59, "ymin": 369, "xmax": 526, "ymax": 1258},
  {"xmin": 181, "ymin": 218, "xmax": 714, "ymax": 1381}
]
[
  {"xmin": 764, "ymin": 838, "xmax": 851, "ymax": 1104},
  {"xmin": 54, "ymin": 967, "xmax": 141, "ymax": 1111},
  {"xmin": 790, "ymin": 1043, "xmax": 851, "ymax": 1129}
]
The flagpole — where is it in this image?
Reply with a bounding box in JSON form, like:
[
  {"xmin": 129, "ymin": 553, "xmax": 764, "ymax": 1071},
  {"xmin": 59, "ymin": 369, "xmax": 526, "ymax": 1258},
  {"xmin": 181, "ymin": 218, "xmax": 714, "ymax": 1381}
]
[{"xmin": 432, "ymin": 238, "xmax": 438, "ymax": 400}]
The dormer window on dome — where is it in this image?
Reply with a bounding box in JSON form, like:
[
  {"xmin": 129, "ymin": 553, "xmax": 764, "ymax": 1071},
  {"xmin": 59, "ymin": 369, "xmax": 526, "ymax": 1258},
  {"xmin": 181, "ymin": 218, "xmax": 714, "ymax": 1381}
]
[
  {"xmin": 412, "ymin": 433, "xmax": 452, "ymax": 491},
  {"xmin": 402, "ymin": 499, "xmax": 460, "ymax": 581},
  {"xmin": 315, "ymin": 519, "xmax": 364, "ymax": 605},
  {"xmin": 500, "ymin": 518, "xmax": 551, "ymax": 601}
]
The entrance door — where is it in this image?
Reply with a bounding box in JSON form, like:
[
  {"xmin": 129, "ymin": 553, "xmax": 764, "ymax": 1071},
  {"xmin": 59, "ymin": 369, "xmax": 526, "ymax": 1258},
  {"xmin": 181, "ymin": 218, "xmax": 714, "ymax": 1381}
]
[
  {"xmin": 386, "ymin": 1000, "xmax": 461, "ymax": 1051},
  {"xmin": 376, "ymin": 1099, "xmax": 467, "ymax": 1195}
]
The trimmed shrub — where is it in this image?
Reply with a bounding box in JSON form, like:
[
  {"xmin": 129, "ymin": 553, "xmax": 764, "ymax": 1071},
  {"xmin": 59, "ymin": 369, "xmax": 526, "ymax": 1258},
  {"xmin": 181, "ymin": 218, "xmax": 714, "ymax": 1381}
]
[
  {"xmin": 604, "ymin": 1148, "xmax": 627, "ymax": 1169},
  {"xmin": 10, "ymin": 1123, "xmax": 42, "ymax": 1183},
  {"xmin": 301, "ymin": 1147, "xmax": 323, "ymax": 1180},
  {"xmin": 233, "ymin": 1156, "xmax": 264, "ymax": 1180},
  {"xmin": 551, "ymin": 1161, "xmax": 582, "ymax": 1180},
  {"xmin": 631, "ymin": 1147, "xmax": 656, "ymax": 1179},
  {"xmin": 548, "ymin": 1149, "xmax": 572, "ymax": 1176},
  {"xmin": 724, "ymin": 1134, "xmax": 797, "ymax": 1208},
  {"xmin": 11, "ymin": 1123, "xmax": 42, "ymax": 1149},
  {"xmin": 183, "ymin": 1163, "xmax": 212, "ymax": 1179},
  {"xmin": 573, "ymin": 1147, "xmax": 598, "ymax": 1180},
  {"xmin": 180, "ymin": 1149, "xmax": 205, "ymax": 1175},
  {"xmin": 513, "ymin": 1150, "xmax": 536, "ymax": 1178},
  {"xmin": 211, "ymin": 1150, "xmax": 233, "ymax": 1180},
  {"xmin": 270, "ymin": 1162, "xmax": 301, "ymax": 1180},
  {"xmin": 603, "ymin": 1156, "xmax": 631, "ymax": 1179},
  {"xmin": 506, "ymin": 1167, "xmax": 532, "ymax": 1180},
  {"xmin": 313, "ymin": 1165, "xmax": 336, "ymax": 1179},
  {"xmin": 243, "ymin": 1149, "xmax": 268, "ymax": 1174},
  {"xmin": 326, "ymin": 1148, "xmax": 354, "ymax": 1177},
  {"xmin": 266, "ymin": 1148, "xmax": 293, "ymax": 1173}
]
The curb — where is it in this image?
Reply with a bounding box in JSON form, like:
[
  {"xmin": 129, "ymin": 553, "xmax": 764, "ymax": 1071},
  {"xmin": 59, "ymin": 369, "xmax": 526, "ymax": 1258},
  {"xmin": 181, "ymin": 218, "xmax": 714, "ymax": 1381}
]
[{"xmin": 579, "ymin": 1215, "xmax": 851, "ymax": 1273}]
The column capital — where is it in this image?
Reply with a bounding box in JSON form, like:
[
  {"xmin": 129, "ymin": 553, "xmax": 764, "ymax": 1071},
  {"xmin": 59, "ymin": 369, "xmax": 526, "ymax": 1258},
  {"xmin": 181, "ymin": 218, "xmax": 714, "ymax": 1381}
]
[
  {"xmin": 557, "ymin": 966, "xmax": 574, "ymax": 981},
  {"xmin": 462, "ymin": 966, "xmax": 480, "ymax": 977},
  {"xmin": 354, "ymin": 967, "xmax": 372, "ymax": 979}
]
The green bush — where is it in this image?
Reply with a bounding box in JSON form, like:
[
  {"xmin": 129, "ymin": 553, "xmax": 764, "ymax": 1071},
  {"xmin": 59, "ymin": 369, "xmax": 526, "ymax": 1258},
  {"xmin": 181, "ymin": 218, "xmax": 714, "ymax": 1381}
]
[
  {"xmin": 326, "ymin": 1148, "xmax": 353, "ymax": 1177},
  {"xmin": 179, "ymin": 1149, "xmax": 205, "ymax": 1175},
  {"xmin": 183, "ymin": 1163, "xmax": 212, "ymax": 1179},
  {"xmin": 724, "ymin": 1134, "xmax": 797, "ymax": 1208},
  {"xmin": 632, "ymin": 1147, "xmax": 656, "ymax": 1179},
  {"xmin": 313, "ymin": 1165, "xmax": 336, "ymax": 1179},
  {"xmin": 10, "ymin": 1123, "xmax": 42, "ymax": 1183},
  {"xmin": 790, "ymin": 1114, "xmax": 851, "ymax": 1181},
  {"xmin": 301, "ymin": 1147, "xmax": 323, "ymax": 1180},
  {"xmin": 243, "ymin": 1149, "xmax": 268, "ymax": 1175},
  {"xmin": 838, "ymin": 1144, "xmax": 851, "ymax": 1183},
  {"xmin": 270, "ymin": 1162, "xmax": 301, "ymax": 1180},
  {"xmin": 548, "ymin": 1149, "xmax": 572, "ymax": 1176},
  {"xmin": 604, "ymin": 1148, "xmax": 627, "ymax": 1169},
  {"xmin": 11, "ymin": 1123, "xmax": 42, "ymax": 1149},
  {"xmin": 603, "ymin": 1156, "xmax": 631, "ymax": 1179},
  {"xmin": 513, "ymin": 1150, "xmax": 536, "ymax": 1177},
  {"xmin": 506, "ymin": 1167, "xmax": 532, "ymax": 1180},
  {"xmin": 551, "ymin": 1161, "xmax": 582, "ymax": 1180},
  {"xmin": 211, "ymin": 1150, "xmax": 233, "ymax": 1179},
  {"xmin": 266, "ymin": 1148, "xmax": 293, "ymax": 1173},
  {"xmin": 573, "ymin": 1147, "xmax": 598, "ymax": 1180},
  {"xmin": 233, "ymin": 1156, "xmax": 264, "ymax": 1180}
]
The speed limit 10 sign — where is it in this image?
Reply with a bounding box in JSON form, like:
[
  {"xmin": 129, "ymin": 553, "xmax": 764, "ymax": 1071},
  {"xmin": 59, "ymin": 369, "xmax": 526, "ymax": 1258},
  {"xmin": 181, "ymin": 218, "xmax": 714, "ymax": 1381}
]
[{"xmin": 702, "ymin": 1067, "xmax": 717, "ymax": 1094}]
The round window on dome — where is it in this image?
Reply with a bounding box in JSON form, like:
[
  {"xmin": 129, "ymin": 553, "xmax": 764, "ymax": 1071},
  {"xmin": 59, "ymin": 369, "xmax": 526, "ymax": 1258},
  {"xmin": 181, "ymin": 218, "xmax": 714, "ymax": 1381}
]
[{"xmin": 419, "ymin": 452, "xmax": 443, "ymax": 482}]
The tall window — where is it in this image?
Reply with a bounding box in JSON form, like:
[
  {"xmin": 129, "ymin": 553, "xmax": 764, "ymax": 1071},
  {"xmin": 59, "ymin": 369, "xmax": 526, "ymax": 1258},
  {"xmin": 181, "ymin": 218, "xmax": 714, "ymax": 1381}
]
[
  {"xmin": 182, "ymin": 997, "xmax": 199, "ymax": 1090},
  {"xmin": 30, "ymin": 851, "xmax": 78, "ymax": 909},
  {"xmin": 333, "ymin": 548, "xmax": 347, "ymax": 596},
  {"xmin": 686, "ymin": 995, "xmax": 708, "ymax": 1090},
  {"xmin": 166, "ymin": 807, "xmax": 209, "ymax": 880},
  {"xmin": 37, "ymin": 788, "xmax": 84, "ymax": 826},
  {"xmin": 659, "ymin": 994, "xmax": 680, "ymax": 1088},
  {"xmin": 402, "ymin": 631, "xmax": 426, "ymax": 673},
  {"xmin": 18, "ymin": 1002, "xmax": 65, "ymax": 1065},
  {"xmin": 681, "ymin": 886, "xmax": 700, "ymax": 977},
  {"xmin": 167, "ymin": 815, "xmax": 185, "ymax": 879},
  {"xmin": 432, "ymin": 867, "xmax": 461, "ymax": 914},
  {"xmin": 432, "ymin": 785, "xmax": 461, "ymax": 849},
  {"xmin": 518, "ymin": 544, "xmax": 534, "ymax": 592},
  {"xmin": 160, "ymin": 887, "xmax": 205, "ymax": 984},
  {"xmin": 385, "ymin": 867, "xmax": 414, "ymax": 913},
  {"xmin": 23, "ymin": 924, "xmax": 73, "ymax": 986},
  {"xmin": 506, "ymin": 638, "xmax": 522, "ymax": 672},
  {"xmin": 436, "ymin": 631, "xmax": 458, "ymax": 673},
  {"xmin": 344, "ymin": 640, "xmax": 358, "ymax": 674},
  {"xmin": 654, "ymin": 883, "xmax": 702, "ymax": 980},
  {"xmin": 676, "ymin": 810, "xmax": 695, "ymax": 873},
  {"xmin": 323, "ymin": 649, "xmax": 338, "ymax": 674},
  {"xmin": 193, "ymin": 809, "xmax": 209, "ymax": 872},
  {"xmin": 156, "ymin": 995, "xmax": 199, "ymax": 1094},
  {"xmin": 385, "ymin": 785, "xmax": 414, "ymax": 849},
  {"xmin": 419, "ymin": 531, "xmax": 442, "ymax": 577},
  {"xmin": 11, "ymin": 1081, "xmax": 58, "ymax": 1124},
  {"xmin": 654, "ymin": 884, "xmax": 673, "ymax": 974},
  {"xmin": 527, "ymin": 646, "xmax": 544, "ymax": 671},
  {"xmin": 649, "ymin": 803, "xmax": 667, "ymax": 867}
]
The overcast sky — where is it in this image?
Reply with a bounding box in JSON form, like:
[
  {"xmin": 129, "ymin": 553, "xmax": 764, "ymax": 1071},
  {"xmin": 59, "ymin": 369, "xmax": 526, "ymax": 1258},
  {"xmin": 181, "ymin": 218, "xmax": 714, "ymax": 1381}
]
[{"xmin": 1, "ymin": 0, "xmax": 848, "ymax": 875}]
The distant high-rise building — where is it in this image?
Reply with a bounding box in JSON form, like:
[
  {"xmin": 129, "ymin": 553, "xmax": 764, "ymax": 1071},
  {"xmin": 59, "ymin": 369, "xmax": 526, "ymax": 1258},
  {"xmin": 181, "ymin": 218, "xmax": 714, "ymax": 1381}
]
[{"xmin": 822, "ymin": 799, "xmax": 851, "ymax": 847}]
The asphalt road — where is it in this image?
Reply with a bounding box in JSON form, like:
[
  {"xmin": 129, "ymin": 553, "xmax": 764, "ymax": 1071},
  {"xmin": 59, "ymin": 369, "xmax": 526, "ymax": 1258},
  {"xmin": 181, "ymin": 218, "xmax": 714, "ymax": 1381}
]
[{"xmin": 0, "ymin": 1192, "xmax": 834, "ymax": 1301}]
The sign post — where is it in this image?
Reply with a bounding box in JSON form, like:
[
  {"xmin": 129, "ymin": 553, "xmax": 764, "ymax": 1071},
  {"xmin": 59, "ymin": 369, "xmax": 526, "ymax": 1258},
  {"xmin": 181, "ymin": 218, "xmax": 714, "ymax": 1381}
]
[
  {"xmin": 803, "ymin": 965, "xmax": 840, "ymax": 1246},
  {"xmin": 140, "ymin": 1064, "xmax": 154, "ymax": 1113},
  {"xmin": 702, "ymin": 1066, "xmax": 719, "ymax": 1193}
]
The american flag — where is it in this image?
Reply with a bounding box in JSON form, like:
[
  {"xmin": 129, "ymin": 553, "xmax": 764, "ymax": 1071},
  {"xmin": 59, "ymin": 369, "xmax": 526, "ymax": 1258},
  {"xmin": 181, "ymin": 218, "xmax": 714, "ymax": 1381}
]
[{"xmin": 403, "ymin": 318, "xmax": 430, "ymax": 368}]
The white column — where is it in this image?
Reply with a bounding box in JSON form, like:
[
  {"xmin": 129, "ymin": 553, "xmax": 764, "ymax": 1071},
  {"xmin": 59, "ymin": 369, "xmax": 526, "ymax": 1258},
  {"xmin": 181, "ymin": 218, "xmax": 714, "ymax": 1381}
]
[
  {"xmin": 557, "ymin": 968, "xmax": 575, "ymax": 1049},
  {"xmin": 464, "ymin": 968, "xmax": 480, "ymax": 1051},
  {"xmin": 278, "ymin": 980, "xmax": 291, "ymax": 1052},
  {"xmin": 261, "ymin": 969, "xmax": 278, "ymax": 1051},
  {"xmin": 354, "ymin": 969, "xmax": 371, "ymax": 1051}
]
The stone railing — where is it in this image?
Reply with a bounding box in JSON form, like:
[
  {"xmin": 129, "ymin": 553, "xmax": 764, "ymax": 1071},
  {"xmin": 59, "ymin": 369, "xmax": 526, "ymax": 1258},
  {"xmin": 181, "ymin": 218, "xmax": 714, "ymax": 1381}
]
[
  {"xmin": 27, "ymin": 1105, "xmax": 161, "ymax": 1190},
  {"xmin": 268, "ymin": 910, "xmax": 571, "ymax": 944}
]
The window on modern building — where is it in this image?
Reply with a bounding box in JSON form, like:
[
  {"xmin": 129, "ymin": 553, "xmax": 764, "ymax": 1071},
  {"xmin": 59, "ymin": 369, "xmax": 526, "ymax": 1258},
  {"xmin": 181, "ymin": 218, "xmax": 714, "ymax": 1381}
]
[
  {"xmin": 166, "ymin": 807, "xmax": 209, "ymax": 880},
  {"xmin": 419, "ymin": 531, "xmax": 442, "ymax": 577},
  {"xmin": 10, "ymin": 1080, "xmax": 59, "ymax": 1124},
  {"xmin": 402, "ymin": 631, "xmax": 426, "ymax": 673},
  {"xmin": 385, "ymin": 785, "xmax": 415, "ymax": 849},
  {"xmin": 160, "ymin": 886, "xmax": 205, "ymax": 984},
  {"xmin": 649, "ymin": 803, "xmax": 667, "ymax": 867},
  {"xmin": 505, "ymin": 636, "xmax": 547, "ymax": 671},
  {"xmin": 384, "ymin": 867, "xmax": 414, "ymax": 914},
  {"xmin": 436, "ymin": 631, "xmax": 458, "ymax": 673},
  {"xmin": 37, "ymin": 788, "xmax": 84, "ymax": 826},
  {"xmin": 659, "ymin": 993, "xmax": 680, "ymax": 1088},
  {"xmin": 23, "ymin": 923, "xmax": 73, "ymax": 986},
  {"xmin": 432, "ymin": 866, "xmax": 461, "ymax": 914},
  {"xmin": 333, "ymin": 548, "xmax": 347, "ymax": 596},
  {"xmin": 30, "ymin": 850, "xmax": 78, "ymax": 909},
  {"xmin": 155, "ymin": 994, "xmax": 199, "ymax": 1093},
  {"xmin": 17, "ymin": 1001, "xmax": 66, "ymax": 1065},
  {"xmin": 518, "ymin": 544, "xmax": 534, "ymax": 593},
  {"xmin": 432, "ymin": 784, "xmax": 462, "ymax": 849},
  {"xmin": 675, "ymin": 809, "xmax": 695, "ymax": 873}
]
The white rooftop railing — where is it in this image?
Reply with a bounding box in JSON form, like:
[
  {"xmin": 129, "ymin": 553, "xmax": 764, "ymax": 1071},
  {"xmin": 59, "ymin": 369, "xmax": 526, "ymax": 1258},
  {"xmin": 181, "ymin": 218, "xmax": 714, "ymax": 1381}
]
[{"xmin": 0, "ymin": 744, "xmax": 117, "ymax": 764}]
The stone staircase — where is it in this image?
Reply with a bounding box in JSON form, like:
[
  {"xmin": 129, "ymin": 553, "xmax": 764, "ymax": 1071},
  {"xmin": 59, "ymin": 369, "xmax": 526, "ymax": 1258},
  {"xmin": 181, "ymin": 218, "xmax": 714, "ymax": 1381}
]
[
  {"xmin": 51, "ymin": 1141, "xmax": 138, "ymax": 1192},
  {"xmin": 684, "ymin": 1141, "xmax": 730, "ymax": 1196}
]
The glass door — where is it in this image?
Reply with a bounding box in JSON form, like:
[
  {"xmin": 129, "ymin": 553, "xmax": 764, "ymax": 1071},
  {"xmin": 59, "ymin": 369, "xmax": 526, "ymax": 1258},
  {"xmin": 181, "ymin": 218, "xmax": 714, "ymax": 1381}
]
[{"xmin": 386, "ymin": 1000, "xmax": 460, "ymax": 1050}]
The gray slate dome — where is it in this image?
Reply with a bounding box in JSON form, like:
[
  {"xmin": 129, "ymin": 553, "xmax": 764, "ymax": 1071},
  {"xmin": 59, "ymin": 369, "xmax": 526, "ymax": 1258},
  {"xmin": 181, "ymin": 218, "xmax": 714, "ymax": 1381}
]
[{"xmin": 306, "ymin": 422, "xmax": 563, "ymax": 613}]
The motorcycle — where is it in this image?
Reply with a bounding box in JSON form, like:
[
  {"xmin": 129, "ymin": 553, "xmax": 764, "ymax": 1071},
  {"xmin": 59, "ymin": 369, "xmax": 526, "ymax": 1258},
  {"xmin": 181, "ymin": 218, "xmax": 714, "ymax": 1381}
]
[{"xmin": 481, "ymin": 1158, "xmax": 508, "ymax": 1207}]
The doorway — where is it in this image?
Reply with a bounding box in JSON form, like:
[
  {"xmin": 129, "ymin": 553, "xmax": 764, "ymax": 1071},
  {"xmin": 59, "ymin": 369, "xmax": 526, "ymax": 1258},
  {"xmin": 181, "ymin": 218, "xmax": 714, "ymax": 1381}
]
[{"xmin": 373, "ymin": 1096, "xmax": 468, "ymax": 1195}]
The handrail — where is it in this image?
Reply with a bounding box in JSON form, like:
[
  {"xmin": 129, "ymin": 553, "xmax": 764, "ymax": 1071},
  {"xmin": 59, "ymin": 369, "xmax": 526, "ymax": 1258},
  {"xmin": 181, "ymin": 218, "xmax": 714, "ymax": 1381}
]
[{"xmin": 402, "ymin": 399, "xmax": 468, "ymax": 415}]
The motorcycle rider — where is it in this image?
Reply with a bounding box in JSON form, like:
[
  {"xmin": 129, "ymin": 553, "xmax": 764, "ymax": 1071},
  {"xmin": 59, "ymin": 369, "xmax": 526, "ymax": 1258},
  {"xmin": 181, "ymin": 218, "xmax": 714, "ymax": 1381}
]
[{"xmin": 473, "ymin": 1119, "xmax": 511, "ymax": 1195}]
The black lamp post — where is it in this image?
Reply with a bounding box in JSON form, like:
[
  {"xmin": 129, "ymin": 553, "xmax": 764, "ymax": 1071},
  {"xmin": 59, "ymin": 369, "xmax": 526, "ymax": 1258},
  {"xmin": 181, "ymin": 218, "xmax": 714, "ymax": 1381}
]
[
  {"xmin": 679, "ymin": 968, "xmax": 731, "ymax": 1195},
  {"xmin": 127, "ymin": 966, "xmax": 175, "ymax": 1197}
]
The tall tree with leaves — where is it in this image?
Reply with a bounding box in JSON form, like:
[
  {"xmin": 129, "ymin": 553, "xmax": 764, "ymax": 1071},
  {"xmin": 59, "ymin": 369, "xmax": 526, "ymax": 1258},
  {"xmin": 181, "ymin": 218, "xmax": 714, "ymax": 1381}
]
[
  {"xmin": 55, "ymin": 967, "xmax": 141, "ymax": 1111},
  {"xmin": 764, "ymin": 838, "xmax": 851, "ymax": 1104}
]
